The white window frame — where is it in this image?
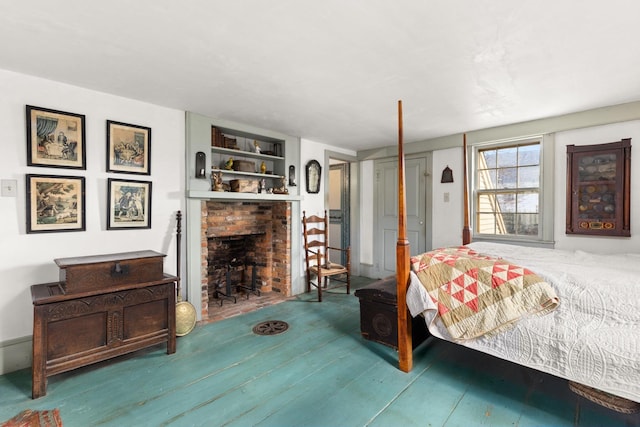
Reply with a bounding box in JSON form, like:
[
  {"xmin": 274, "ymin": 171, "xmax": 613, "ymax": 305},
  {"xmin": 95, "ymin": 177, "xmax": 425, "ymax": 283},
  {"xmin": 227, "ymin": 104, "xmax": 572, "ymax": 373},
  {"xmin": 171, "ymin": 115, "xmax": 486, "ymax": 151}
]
[{"xmin": 469, "ymin": 134, "xmax": 555, "ymax": 247}]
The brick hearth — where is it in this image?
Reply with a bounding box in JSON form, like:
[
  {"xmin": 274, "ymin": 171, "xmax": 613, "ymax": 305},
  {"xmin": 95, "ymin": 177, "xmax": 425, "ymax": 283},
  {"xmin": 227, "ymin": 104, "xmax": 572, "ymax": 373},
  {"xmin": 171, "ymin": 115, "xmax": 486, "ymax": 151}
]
[{"xmin": 199, "ymin": 200, "xmax": 292, "ymax": 320}]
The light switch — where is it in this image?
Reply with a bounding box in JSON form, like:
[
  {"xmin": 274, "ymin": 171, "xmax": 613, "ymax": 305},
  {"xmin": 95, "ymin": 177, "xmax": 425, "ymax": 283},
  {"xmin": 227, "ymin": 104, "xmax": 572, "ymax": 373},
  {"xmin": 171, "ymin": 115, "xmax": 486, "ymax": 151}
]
[
  {"xmin": 443, "ymin": 192, "xmax": 450, "ymax": 203},
  {"xmin": 1, "ymin": 179, "xmax": 17, "ymax": 197}
]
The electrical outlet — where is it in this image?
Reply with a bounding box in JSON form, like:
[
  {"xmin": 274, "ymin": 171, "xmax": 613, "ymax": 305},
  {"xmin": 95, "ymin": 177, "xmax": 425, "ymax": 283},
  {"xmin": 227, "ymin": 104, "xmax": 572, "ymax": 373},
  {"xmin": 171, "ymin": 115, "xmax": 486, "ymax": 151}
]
[
  {"xmin": 443, "ymin": 192, "xmax": 450, "ymax": 203},
  {"xmin": 1, "ymin": 179, "xmax": 17, "ymax": 197}
]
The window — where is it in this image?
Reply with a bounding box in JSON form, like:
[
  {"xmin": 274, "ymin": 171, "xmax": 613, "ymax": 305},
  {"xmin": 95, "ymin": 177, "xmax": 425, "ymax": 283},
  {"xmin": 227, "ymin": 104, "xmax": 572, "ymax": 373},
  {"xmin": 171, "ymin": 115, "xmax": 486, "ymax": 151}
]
[{"xmin": 473, "ymin": 137, "xmax": 549, "ymax": 241}]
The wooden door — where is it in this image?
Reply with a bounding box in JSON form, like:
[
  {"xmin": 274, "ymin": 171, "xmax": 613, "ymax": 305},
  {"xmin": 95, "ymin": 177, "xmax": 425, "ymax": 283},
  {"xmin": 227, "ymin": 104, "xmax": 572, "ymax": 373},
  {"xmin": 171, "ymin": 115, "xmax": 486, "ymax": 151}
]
[{"xmin": 375, "ymin": 155, "xmax": 430, "ymax": 277}]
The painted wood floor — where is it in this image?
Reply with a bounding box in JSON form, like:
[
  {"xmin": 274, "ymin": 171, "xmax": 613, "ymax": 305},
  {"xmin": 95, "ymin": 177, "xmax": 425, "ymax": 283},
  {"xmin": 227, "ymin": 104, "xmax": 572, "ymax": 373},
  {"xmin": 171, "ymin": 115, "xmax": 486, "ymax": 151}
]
[{"xmin": 1, "ymin": 276, "xmax": 638, "ymax": 426}]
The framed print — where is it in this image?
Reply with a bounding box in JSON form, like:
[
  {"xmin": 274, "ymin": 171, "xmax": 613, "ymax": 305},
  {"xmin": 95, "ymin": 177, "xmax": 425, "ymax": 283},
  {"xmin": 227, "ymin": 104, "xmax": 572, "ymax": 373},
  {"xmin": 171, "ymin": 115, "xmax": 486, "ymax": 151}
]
[
  {"xmin": 107, "ymin": 120, "xmax": 151, "ymax": 175},
  {"xmin": 26, "ymin": 105, "xmax": 86, "ymax": 169},
  {"xmin": 305, "ymin": 160, "xmax": 322, "ymax": 193},
  {"xmin": 107, "ymin": 178, "xmax": 152, "ymax": 229},
  {"xmin": 26, "ymin": 174, "xmax": 85, "ymax": 233}
]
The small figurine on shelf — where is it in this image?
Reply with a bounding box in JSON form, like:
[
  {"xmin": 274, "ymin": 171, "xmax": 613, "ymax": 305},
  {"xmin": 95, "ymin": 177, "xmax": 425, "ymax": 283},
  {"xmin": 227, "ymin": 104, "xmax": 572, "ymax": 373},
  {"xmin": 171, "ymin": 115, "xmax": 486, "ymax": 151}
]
[
  {"xmin": 272, "ymin": 176, "xmax": 289, "ymax": 194},
  {"xmin": 212, "ymin": 172, "xmax": 225, "ymax": 192},
  {"xmin": 260, "ymin": 161, "xmax": 267, "ymax": 174},
  {"xmin": 253, "ymin": 140, "xmax": 261, "ymax": 154},
  {"xmin": 224, "ymin": 157, "xmax": 234, "ymax": 170}
]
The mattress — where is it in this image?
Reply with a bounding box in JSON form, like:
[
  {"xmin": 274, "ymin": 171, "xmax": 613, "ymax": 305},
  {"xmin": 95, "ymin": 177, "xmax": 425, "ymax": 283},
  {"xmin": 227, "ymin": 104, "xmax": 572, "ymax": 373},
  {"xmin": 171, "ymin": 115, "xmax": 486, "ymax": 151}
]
[{"xmin": 407, "ymin": 242, "xmax": 640, "ymax": 402}]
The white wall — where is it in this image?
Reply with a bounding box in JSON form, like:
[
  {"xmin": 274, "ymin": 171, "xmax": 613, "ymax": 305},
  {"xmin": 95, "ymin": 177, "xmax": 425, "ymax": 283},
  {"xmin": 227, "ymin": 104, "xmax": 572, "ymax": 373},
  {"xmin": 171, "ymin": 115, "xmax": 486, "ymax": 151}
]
[
  {"xmin": 554, "ymin": 120, "xmax": 640, "ymax": 252},
  {"xmin": 421, "ymin": 121, "xmax": 640, "ymax": 254},
  {"xmin": 431, "ymin": 147, "xmax": 464, "ymax": 248},
  {"xmin": 299, "ymin": 138, "xmax": 356, "ymax": 217},
  {"xmin": 0, "ymin": 69, "xmax": 184, "ymax": 373}
]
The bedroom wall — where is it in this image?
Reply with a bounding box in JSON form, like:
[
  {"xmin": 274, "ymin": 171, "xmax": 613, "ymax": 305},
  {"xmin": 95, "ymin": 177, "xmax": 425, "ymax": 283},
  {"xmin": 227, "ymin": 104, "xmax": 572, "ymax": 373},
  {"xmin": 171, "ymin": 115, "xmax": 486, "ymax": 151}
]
[
  {"xmin": 427, "ymin": 120, "xmax": 640, "ymax": 254},
  {"xmin": 0, "ymin": 69, "xmax": 185, "ymax": 374},
  {"xmin": 298, "ymin": 138, "xmax": 357, "ymax": 288},
  {"xmin": 554, "ymin": 120, "xmax": 640, "ymax": 253}
]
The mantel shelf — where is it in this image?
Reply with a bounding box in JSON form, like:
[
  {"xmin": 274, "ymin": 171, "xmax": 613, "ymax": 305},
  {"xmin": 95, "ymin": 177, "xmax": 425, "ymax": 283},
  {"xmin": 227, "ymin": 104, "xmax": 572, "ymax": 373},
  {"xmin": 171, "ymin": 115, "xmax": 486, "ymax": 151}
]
[{"xmin": 188, "ymin": 190, "xmax": 302, "ymax": 202}]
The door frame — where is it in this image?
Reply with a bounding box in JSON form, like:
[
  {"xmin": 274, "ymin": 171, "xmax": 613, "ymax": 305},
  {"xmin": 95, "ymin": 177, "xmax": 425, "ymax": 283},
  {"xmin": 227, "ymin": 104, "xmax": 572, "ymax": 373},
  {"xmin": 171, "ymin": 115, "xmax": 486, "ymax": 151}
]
[{"xmin": 325, "ymin": 150, "xmax": 359, "ymax": 276}]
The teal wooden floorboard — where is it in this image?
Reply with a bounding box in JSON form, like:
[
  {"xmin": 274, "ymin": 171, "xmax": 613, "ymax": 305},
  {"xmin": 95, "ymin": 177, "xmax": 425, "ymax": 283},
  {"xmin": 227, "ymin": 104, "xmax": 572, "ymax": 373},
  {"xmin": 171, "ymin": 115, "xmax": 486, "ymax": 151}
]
[{"xmin": 1, "ymin": 276, "xmax": 638, "ymax": 427}]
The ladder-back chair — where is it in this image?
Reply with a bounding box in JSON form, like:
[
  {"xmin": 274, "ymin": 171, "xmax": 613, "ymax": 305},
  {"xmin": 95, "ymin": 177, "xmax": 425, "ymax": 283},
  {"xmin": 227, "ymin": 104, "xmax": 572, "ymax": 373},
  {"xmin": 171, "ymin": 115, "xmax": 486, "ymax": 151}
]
[{"xmin": 302, "ymin": 210, "xmax": 351, "ymax": 302}]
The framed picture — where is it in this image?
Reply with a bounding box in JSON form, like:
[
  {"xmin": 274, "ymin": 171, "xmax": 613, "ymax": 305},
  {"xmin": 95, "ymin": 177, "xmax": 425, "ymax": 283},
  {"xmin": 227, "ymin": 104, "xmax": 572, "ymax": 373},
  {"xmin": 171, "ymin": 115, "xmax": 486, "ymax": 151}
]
[
  {"xmin": 107, "ymin": 178, "xmax": 152, "ymax": 229},
  {"xmin": 305, "ymin": 160, "xmax": 322, "ymax": 194},
  {"xmin": 26, "ymin": 174, "xmax": 86, "ymax": 233},
  {"xmin": 106, "ymin": 120, "xmax": 151, "ymax": 175},
  {"xmin": 26, "ymin": 105, "xmax": 86, "ymax": 169}
]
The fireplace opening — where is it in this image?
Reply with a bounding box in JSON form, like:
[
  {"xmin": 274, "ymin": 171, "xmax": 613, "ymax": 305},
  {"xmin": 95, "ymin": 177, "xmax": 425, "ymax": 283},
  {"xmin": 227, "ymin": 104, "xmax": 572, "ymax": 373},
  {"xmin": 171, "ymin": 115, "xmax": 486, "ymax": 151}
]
[
  {"xmin": 200, "ymin": 201, "xmax": 292, "ymax": 322},
  {"xmin": 208, "ymin": 233, "xmax": 266, "ymax": 305}
]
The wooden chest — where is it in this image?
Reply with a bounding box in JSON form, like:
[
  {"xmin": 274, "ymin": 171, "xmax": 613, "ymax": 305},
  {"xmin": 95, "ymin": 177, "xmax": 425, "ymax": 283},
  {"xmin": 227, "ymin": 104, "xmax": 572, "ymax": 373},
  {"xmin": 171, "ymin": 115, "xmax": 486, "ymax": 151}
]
[
  {"xmin": 31, "ymin": 251, "xmax": 177, "ymax": 398},
  {"xmin": 55, "ymin": 250, "xmax": 165, "ymax": 294},
  {"xmin": 354, "ymin": 276, "xmax": 430, "ymax": 350},
  {"xmin": 230, "ymin": 179, "xmax": 258, "ymax": 193}
]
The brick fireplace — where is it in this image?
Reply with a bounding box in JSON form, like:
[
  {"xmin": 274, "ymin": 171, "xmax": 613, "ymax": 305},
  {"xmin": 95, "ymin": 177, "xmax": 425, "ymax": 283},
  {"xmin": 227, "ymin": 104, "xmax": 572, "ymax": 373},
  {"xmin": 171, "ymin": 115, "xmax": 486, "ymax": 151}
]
[{"xmin": 199, "ymin": 200, "xmax": 292, "ymax": 320}]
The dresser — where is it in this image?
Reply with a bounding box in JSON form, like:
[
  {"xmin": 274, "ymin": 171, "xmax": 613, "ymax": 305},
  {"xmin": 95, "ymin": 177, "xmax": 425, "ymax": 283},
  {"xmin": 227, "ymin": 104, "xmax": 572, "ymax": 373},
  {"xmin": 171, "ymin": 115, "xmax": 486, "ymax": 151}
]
[{"xmin": 31, "ymin": 250, "xmax": 177, "ymax": 398}]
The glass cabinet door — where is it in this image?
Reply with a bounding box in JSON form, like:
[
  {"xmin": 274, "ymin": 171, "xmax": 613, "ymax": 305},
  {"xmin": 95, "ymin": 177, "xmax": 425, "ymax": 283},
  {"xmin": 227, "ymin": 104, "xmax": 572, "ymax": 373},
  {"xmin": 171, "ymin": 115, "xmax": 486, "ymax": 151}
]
[{"xmin": 566, "ymin": 139, "xmax": 631, "ymax": 236}]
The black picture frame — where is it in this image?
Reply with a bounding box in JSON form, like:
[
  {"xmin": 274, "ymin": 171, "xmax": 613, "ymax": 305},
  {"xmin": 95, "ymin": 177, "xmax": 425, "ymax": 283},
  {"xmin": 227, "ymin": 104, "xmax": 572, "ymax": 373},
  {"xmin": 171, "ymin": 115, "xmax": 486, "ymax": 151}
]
[
  {"xmin": 106, "ymin": 120, "xmax": 151, "ymax": 175},
  {"xmin": 26, "ymin": 174, "xmax": 86, "ymax": 233},
  {"xmin": 305, "ymin": 160, "xmax": 322, "ymax": 194},
  {"xmin": 26, "ymin": 105, "xmax": 86, "ymax": 169},
  {"xmin": 107, "ymin": 178, "xmax": 152, "ymax": 230}
]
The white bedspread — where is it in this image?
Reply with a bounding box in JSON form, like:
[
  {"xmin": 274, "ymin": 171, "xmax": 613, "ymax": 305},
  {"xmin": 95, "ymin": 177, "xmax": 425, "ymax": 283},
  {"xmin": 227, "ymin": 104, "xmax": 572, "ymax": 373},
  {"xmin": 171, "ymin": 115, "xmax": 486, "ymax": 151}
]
[{"xmin": 407, "ymin": 242, "xmax": 640, "ymax": 402}]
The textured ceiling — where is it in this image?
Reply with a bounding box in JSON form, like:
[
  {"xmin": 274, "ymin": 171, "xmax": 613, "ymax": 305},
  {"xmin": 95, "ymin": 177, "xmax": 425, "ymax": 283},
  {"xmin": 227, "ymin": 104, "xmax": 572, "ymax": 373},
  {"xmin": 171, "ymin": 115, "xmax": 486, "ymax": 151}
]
[{"xmin": 2, "ymin": 0, "xmax": 640, "ymax": 150}]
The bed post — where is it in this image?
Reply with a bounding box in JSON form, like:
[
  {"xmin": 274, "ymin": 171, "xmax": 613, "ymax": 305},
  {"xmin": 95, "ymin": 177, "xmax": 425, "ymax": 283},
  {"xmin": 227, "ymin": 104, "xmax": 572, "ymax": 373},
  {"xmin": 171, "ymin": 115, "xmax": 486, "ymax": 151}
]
[
  {"xmin": 462, "ymin": 133, "xmax": 471, "ymax": 245},
  {"xmin": 396, "ymin": 100, "xmax": 413, "ymax": 372}
]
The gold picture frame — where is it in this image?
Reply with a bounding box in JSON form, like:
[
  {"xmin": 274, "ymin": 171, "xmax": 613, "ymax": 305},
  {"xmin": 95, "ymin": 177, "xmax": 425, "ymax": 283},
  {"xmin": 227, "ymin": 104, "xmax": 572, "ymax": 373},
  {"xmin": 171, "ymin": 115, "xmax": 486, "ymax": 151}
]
[
  {"xmin": 26, "ymin": 174, "xmax": 86, "ymax": 233},
  {"xmin": 26, "ymin": 105, "xmax": 86, "ymax": 169}
]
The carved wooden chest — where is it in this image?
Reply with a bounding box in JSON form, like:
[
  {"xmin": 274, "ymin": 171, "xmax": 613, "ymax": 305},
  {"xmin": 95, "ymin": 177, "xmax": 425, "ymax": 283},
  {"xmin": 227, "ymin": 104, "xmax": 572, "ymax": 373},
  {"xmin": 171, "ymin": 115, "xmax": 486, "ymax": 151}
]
[
  {"xmin": 55, "ymin": 250, "xmax": 165, "ymax": 293},
  {"xmin": 354, "ymin": 276, "xmax": 430, "ymax": 350},
  {"xmin": 31, "ymin": 251, "xmax": 177, "ymax": 398}
]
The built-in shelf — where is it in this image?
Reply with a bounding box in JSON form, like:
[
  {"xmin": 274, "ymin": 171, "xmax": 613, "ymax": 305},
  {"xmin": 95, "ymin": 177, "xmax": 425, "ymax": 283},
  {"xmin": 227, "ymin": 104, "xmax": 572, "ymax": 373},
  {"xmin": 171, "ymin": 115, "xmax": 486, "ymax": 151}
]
[
  {"xmin": 211, "ymin": 147, "xmax": 284, "ymax": 162},
  {"xmin": 188, "ymin": 190, "xmax": 302, "ymax": 202},
  {"xmin": 211, "ymin": 169, "xmax": 285, "ymax": 180}
]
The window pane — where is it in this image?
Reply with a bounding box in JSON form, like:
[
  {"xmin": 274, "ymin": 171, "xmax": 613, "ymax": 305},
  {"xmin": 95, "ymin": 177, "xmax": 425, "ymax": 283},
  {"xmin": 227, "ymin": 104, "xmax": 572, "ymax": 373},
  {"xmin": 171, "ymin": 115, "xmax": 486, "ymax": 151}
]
[
  {"xmin": 478, "ymin": 169, "xmax": 497, "ymax": 190},
  {"xmin": 497, "ymin": 213, "xmax": 516, "ymax": 234},
  {"xmin": 496, "ymin": 193, "xmax": 516, "ymax": 213},
  {"xmin": 479, "ymin": 149, "xmax": 496, "ymax": 168},
  {"xmin": 516, "ymin": 214, "xmax": 539, "ymax": 235},
  {"xmin": 517, "ymin": 193, "xmax": 538, "ymax": 213},
  {"xmin": 497, "ymin": 147, "xmax": 517, "ymax": 167},
  {"xmin": 518, "ymin": 165, "xmax": 539, "ymax": 188},
  {"xmin": 497, "ymin": 167, "xmax": 517, "ymax": 188},
  {"xmin": 477, "ymin": 213, "xmax": 496, "ymax": 234},
  {"xmin": 477, "ymin": 193, "xmax": 496, "ymax": 213},
  {"xmin": 518, "ymin": 144, "xmax": 540, "ymax": 166}
]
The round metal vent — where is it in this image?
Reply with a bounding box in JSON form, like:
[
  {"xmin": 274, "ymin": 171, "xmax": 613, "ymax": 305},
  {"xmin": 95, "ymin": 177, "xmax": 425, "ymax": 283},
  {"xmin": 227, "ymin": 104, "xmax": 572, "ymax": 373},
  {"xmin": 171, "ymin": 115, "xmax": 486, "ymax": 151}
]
[{"xmin": 252, "ymin": 320, "xmax": 289, "ymax": 336}]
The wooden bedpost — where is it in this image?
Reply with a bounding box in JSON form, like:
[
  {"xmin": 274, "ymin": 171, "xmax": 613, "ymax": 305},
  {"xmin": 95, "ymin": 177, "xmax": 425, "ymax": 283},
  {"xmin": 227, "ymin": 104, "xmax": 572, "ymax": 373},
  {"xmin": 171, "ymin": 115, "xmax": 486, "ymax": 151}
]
[
  {"xmin": 462, "ymin": 133, "xmax": 472, "ymax": 245},
  {"xmin": 396, "ymin": 100, "xmax": 413, "ymax": 372}
]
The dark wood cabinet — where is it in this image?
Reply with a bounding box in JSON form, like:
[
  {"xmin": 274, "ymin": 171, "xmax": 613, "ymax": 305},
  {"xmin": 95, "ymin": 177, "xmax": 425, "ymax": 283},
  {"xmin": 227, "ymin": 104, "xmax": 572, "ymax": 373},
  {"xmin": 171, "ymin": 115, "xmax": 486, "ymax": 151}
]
[
  {"xmin": 566, "ymin": 138, "xmax": 631, "ymax": 236},
  {"xmin": 31, "ymin": 251, "xmax": 177, "ymax": 398}
]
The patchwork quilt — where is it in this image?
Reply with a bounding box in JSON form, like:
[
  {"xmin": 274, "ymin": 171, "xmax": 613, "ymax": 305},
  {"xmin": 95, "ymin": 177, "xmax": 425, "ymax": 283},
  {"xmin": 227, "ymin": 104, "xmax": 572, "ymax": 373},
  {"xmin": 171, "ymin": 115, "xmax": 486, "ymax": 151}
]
[{"xmin": 410, "ymin": 246, "xmax": 559, "ymax": 340}]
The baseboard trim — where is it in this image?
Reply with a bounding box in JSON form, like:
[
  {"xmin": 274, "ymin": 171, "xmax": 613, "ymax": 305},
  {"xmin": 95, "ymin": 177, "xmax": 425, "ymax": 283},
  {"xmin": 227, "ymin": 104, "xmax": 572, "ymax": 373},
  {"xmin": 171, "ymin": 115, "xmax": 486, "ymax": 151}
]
[{"xmin": 0, "ymin": 336, "xmax": 32, "ymax": 375}]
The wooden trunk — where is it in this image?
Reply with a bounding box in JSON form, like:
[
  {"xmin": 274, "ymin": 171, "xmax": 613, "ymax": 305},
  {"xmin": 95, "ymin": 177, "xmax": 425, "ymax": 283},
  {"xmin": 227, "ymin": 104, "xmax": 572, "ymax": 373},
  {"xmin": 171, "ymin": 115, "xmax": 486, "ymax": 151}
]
[
  {"xmin": 354, "ymin": 276, "xmax": 430, "ymax": 350},
  {"xmin": 31, "ymin": 251, "xmax": 177, "ymax": 398},
  {"xmin": 56, "ymin": 250, "xmax": 165, "ymax": 294}
]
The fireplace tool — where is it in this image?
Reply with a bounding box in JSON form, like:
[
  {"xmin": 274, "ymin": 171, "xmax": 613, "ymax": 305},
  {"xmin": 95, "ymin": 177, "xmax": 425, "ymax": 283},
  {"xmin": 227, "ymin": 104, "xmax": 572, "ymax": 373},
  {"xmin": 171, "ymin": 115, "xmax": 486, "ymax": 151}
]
[{"xmin": 175, "ymin": 210, "xmax": 196, "ymax": 336}]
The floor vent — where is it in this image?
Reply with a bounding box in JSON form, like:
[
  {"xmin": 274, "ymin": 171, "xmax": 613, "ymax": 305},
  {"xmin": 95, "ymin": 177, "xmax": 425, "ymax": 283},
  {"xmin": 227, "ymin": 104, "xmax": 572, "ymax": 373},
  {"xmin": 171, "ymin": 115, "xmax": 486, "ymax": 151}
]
[{"xmin": 252, "ymin": 320, "xmax": 289, "ymax": 336}]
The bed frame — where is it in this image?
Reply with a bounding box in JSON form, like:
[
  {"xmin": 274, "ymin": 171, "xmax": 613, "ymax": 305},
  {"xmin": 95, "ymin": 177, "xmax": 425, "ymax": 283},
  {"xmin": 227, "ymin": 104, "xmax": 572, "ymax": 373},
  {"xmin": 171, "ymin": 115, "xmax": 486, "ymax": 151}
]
[
  {"xmin": 395, "ymin": 100, "xmax": 469, "ymax": 371},
  {"xmin": 392, "ymin": 101, "xmax": 640, "ymax": 414}
]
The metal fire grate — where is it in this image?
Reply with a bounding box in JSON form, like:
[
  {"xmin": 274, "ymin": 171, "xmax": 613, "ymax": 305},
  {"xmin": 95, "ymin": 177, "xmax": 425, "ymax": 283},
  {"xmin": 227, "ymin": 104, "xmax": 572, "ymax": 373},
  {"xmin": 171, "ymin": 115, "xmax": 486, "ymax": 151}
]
[{"xmin": 252, "ymin": 320, "xmax": 289, "ymax": 336}]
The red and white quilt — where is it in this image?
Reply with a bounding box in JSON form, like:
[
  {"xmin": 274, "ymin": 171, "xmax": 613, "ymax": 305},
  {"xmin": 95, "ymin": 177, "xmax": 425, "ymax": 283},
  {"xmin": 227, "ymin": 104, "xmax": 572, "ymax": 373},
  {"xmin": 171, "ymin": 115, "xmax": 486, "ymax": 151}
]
[{"xmin": 410, "ymin": 246, "xmax": 559, "ymax": 340}]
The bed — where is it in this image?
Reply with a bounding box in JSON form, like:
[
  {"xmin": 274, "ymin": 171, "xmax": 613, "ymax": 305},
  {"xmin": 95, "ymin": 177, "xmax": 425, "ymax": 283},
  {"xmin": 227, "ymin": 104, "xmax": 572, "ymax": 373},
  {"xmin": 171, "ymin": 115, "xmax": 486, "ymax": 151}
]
[{"xmin": 392, "ymin": 101, "xmax": 640, "ymax": 408}]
